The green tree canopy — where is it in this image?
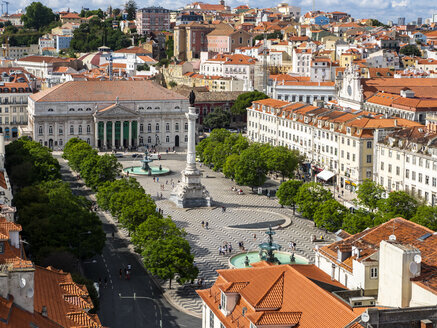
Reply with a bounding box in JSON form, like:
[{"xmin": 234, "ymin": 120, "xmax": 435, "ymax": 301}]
[
  {"xmin": 223, "ymin": 154, "xmax": 240, "ymax": 179},
  {"xmin": 264, "ymin": 146, "xmax": 302, "ymax": 180},
  {"xmin": 400, "ymin": 44, "xmax": 421, "ymax": 57},
  {"xmin": 203, "ymin": 109, "xmax": 231, "ymax": 130},
  {"xmin": 231, "ymin": 91, "xmax": 268, "ymax": 115},
  {"xmin": 376, "ymin": 191, "xmax": 419, "ymax": 222},
  {"xmin": 125, "ymin": 0, "xmax": 137, "ymax": 20},
  {"xmin": 313, "ymin": 199, "xmax": 348, "ymax": 232},
  {"xmin": 234, "ymin": 144, "xmax": 268, "ymax": 188},
  {"xmin": 342, "ymin": 209, "xmax": 376, "ymax": 234},
  {"xmin": 295, "ymin": 182, "xmax": 333, "ymax": 220},
  {"xmin": 356, "ymin": 179, "xmax": 385, "ymax": 211},
  {"xmin": 21, "ymin": 2, "xmax": 56, "ymax": 30},
  {"xmin": 276, "ymin": 180, "xmax": 304, "ymax": 207},
  {"xmin": 411, "ymin": 205, "xmax": 437, "ymax": 231}
]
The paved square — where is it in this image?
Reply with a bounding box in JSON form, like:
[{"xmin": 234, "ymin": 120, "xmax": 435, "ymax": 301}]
[{"xmin": 121, "ymin": 153, "xmax": 335, "ymax": 315}]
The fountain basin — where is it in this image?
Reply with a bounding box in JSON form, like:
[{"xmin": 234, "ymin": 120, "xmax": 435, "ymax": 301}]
[
  {"xmin": 229, "ymin": 251, "xmax": 308, "ymax": 269},
  {"xmin": 123, "ymin": 166, "xmax": 171, "ymax": 176}
]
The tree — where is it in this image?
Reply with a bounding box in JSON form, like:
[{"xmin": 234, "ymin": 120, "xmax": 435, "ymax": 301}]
[
  {"xmin": 313, "ymin": 199, "xmax": 348, "ymax": 232},
  {"xmin": 295, "ymin": 182, "xmax": 332, "ymax": 220},
  {"xmin": 211, "ymin": 143, "xmax": 226, "ymax": 171},
  {"xmin": 265, "ymin": 146, "xmax": 301, "ymax": 180},
  {"xmin": 411, "ymin": 205, "xmax": 437, "ymax": 231},
  {"xmin": 125, "ymin": 0, "xmax": 137, "ymax": 20},
  {"xmin": 356, "ymin": 179, "xmax": 385, "ymax": 211},
  {"xmin": 168, "ymin": 81, "xmax": 177, "ymax": 88},
  {"xmin": 203, "ymin": 109, "xmax": 231, "ymax": 130},
  {"xmin": 223, "ymin": 154, "xmax": 240, "ymax": 179},
  {"xmin": 400, "ymin": 44, "xmax": 421, "ymax": 57},
  {"xmin": 21, "ymin": 2, "xmax": 55, "ymax": 30},
  {"xmin": 234, "ymin": 144, "xmax": 268, "ymax": 189},
  {"xmin": 165, "ymin": 38, "xmax": 174, "ymax": 59},
  {"xmin": 377, "ymin": 191, "xmax": 418, "ymax": 222},
  {"xmin": 276, "ymin": 180, "xmax": 304, "ymax": 207},
  {"xmin": 342, "ymin": 209, "xmax": 375, "ymax": 234},
  {"xmin": 79, "ymin": 154, "xmax": 121, "ymax": 190},
  {"xmin": 231, "ymin": 91, "xmax": 268, "ymax": 116},
  {"xmin": 117, "ymin": 190, "xmax": 156, "ymax": 233},
  {"xmin": 143, "ymin": 236, "xmax": 198, "ymax": 289}
]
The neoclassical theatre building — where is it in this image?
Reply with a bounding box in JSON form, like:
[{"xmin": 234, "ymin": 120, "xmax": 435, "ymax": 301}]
[{"xmin": 27, "ymin": 80, "xmax": 189, "ymax": 150}]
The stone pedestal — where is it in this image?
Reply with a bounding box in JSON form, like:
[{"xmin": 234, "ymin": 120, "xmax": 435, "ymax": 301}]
[{"xmin": 170, "ymin": 104, "xmax": 211, "ymax": 208}]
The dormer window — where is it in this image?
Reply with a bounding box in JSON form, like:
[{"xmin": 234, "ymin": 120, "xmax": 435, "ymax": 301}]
[
  {"xmin": 69, "ymin": 108, "xmax": 75, "ymax": 111},
  {"xmin": 86, "ymin": 108, "xmax": 92, "ymax": 111},
  {"xmin": 347, "ymin": 127, "xmax": 351, "ymax": 134}
]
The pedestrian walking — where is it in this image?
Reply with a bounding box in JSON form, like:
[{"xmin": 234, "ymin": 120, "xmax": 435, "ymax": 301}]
[
  {"xmin": 218, "ymin": 246, "xmax": 222, "ymax": 255},
  {"xmin": 160, "ymin": 193, "xmax": 163, "ymax": 199},
  {"xmin": 201, "ymin": 221, "xmax": 205, "ymax": 228},
  {"xmin": 119, "ymin": 268, "xmax": 123, "ymax": 279},
  {"xmin": 153, "ymin": 177, "xmax": 156, "ymax": 182},
  {"xmin": 253, "ymin": 233, "xmax": 257, "ymax": 241},
  {"xmin": 293, "ymin": 242, "xmax": 297, "ymax": 251},
  {"xmin": 166, "ymin": 180, "xmax": 168, "ymax": 185},
  {"xmin": 157, "ymin": 177, "xmax": 159, "ymax": 183},
  {"xmin": 228, "ymin": 243, "xmax": 232, "ymax": 253},
  {"xmin": 222, "ymin": 206, "xmax": 225, "ymax": 213},
  {"xmin": 205, "ymin": 222, "xmax": 209, "ymax": 229}
]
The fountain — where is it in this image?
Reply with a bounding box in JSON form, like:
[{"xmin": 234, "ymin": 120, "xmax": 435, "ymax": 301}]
[
  {"xmin": 122, "ymin": 150, "xmax": 170, "ymax": 176},
  {"xmin": 229, "ymin": 226, "xmax": 309, "ymax": 268}
]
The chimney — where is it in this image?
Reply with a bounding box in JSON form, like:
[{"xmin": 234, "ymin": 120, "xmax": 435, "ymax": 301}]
[
  {"xmin": 421, "ymin": 320, "xmax": 433, "ymax": 328},
  {"xmin": 42, "ymin": 306, "xmax": 48, "ymax": 317}
]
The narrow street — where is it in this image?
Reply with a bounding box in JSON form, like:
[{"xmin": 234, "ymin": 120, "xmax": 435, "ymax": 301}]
[{"xmin": 57, "ymin": 155, "xmax": 201, "ymax": 328}]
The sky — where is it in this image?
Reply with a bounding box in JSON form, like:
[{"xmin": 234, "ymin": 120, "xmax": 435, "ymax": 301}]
[{"xmin": 9, "ymin": 0, "xmax": 437, "ymax": 24}]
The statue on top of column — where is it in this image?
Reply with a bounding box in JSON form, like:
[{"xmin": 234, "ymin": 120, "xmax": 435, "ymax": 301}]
[{"xmin": 189, "ymin": 90, "xmax": 196, "ymax": 106}]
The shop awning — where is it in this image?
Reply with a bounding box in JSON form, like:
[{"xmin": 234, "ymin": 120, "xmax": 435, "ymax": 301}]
[{"xmin": 316, "ymin": 170, "xmax": 335, "ymax": 181}]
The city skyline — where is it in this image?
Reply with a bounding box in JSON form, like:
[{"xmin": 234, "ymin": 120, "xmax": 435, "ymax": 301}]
[{"xmin": 8, "ymin": 0, "xmax": 437, "ymax": 24}]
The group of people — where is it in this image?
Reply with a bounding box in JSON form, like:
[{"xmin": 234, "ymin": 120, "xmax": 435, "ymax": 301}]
[
  {"xmin": 231, "ymin": 186, "xmax": 244, "ymax": 194},
  {"xmin": 201, "ymin": 221, "xmax": 209, "ymax": 229},
  {"xmin": 119, "ymin": 264, "xmax": 132, "ymax": 280},
  {"xmin": 219, "ymin": 242, "xmax": 233, "ymax": 255},
  {"xmin": 238, "ymin": 241, "xmax": 245, "ymax": 251},
  {"xmin": 288, "ymin": 241, "xmax": 297, "ymax": 251}
]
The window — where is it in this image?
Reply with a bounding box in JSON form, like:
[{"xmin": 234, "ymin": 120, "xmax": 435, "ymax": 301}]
[
  {"xmin": 147, "ymin": 124, "xmax": 152, "ymax": 132},
  {"xmin": 48, "ymin": 108, "xmax": 54, "ymax": 112},
  {"xmin": 220, "ymin": 292, "xmax": 227, "ymax": 310},
  {"xmin": 175, "ymin": 123, "xmax": 179, "ymax": 132},
  {"xmin": 87, "ymin": 125, "xmax": 91, "ymax": 134},
  {"xmin": 59, "ymin": 127, "xmax": 63, "ymax": 135},
  {"xmin": 381, "ymin": 162, "xmax": 384, "ymax": 170},
  {"xmin": 69, "ymin": 108, "xmax": 74, "ymax": 111},
  {"xmin": 156, "ymin": 123, "xmax": 159, "ymax": 132},
  {"xmin": 367, "ymin": 141, "xmax": 372, "ymax": 148},
  {"xmin": 38, "ymin": 125, "xmax": 43, "ymax": 135},
  {"xmin": 353, "ymin": 154, "xmax": 356, "ymax": 162},
  {"xmin": 433, "ymin": 177, "xmax": 436, "ymax": 187},
  {"xmin": 48, "ymin": 126, "xmax": 53, "ymax": 135},
  {"xmin": 165, "ymin": 135, "xmax": 169, "ymax": 143},
  {"xmin": 78, "ymin": 125, "xmax": 83, "ymax": 135},
  {"xmin": 140, "ymin": 124, "xmax": 144, "ymax": 133},
  {"xmin": 412, "ymin": 171, "xmax": 416, "ymax": 181},
  {"xmin": 184, "ymin": 123, "xmax": 188, "ymax": 131},
  {"xmin": 147, "ymin": 106, "xmax": 152, "ymax": 110},
  {"xmin": 209, "ymin": 309, "xmax": 215, "ymax": 328},
  {"xmin": 418, "ymin": 173, "xmax": 423, "ymax": 183},
  {"xmin": 366, "ymin": 155, "xmax": 372, "ymax": 163},
  {"xmin": 184, "ymin": 135, "xmax": 188, "ymax": 142},
  {"xmin": 86, "ymin": 108, "xmax": 92, "ymax": 111},
  {"xmin": 78, "ymin": 108, "xmax": 83, "ymax": 111},
  {"xmin": 147, "ymin": 136, "xmax": 152, "ymax": 144},
  {"xmin": 388, "ymin": 164, "xmax": 392, "ymax": 173},
  {"xmin": 0, "ymin": 241, "xmax": 3, "ymax": 254},
  {"xmin": 406, "ymin": 169, "xmax": 409, "ymax": 179},
  {"xmin": 166, "ymin": 123, "xmax": 170, "ymax": 132},
  {"xmin": 70, "ymin": 125, "xmax": 74, "ymax": 134},
  {"xmin": 425, "ymin": 175, "xmax": 429, "ymax": 185}
]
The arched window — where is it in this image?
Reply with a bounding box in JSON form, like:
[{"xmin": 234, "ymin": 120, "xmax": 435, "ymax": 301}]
[
  {"xmin": 147, "ymin": 124, "xmax": 151, "ymax": 132},
  {"xmin": 140, "ymin": 124, "xmax": 144, "ymax": 132},
  {"xmin": 78, "ymin": 108, "xmax": 83, "ymax": 111},
  {"xmin": 39, "ymin": 139, "xmax": 43, "ymax": 145},
  {"xmin": 86, "ymin": 108, "xmax": 92, "ymax": 111},
  {"xmin": 139, "ymin": 107, "xmax": 144, "ymax": 110},
  {"xmin": 70, "ymin": 125, "xmax": 74, "ymax": 134},
  {"xmin": 184, "ymin": 135, "xmax": 188, "ymax": 142},
  {"xmin": 147, "ymin": 106, "xmax": 152, "ymax": 110},
  {"xmin": 156, "ymin": 123, "xmax": 159, "ymax": 132},
  {"xmin": 78, "ymin": 125, "xmax": 83, "ymax": 134},
  {"xmin": 86, "ymin": 125, "xmax": 91, "ymax": 134},
  {"xmin": 139, "ymin": 136, "xmax": 144, "ymax": 145},
  {"xmin": 38, "ymin": 126, "xmax": 43, "ymax": 135},
  {"xmin": 175, "ymin": 123, "xmax": 179, "ymax": 132},
  {"xmin": 155, "ymin": 106, "xmax": 160, "ymax": 110},
  {"xmin": 165, "ymin": 135, "xmax": 169, "ymax": 142},
  {"xmin": 175, "ymin": 106, "xmax": 180, "ymax": 110},
  {"xmin": 86, "ymin": 138, "xmax": 90, "ymax": 144},
  {"xmin": 147, "ymin": 136, "xmax": 152, "ymax": 144},
  {"xmin": 184, "ymin": 123, "xmax": 188, "ymax": 131},
  {"xmin": 59, "ymin": 127, "xmax": 63, "ymax": 135},
  {"xmin": 48, "ymin": 108, "xmax": 54, "ymax": 112},
  {"xmin": 48, "ymin": 126, "xmax": 53, "ymax": 135},
  {"xmin": 69, "ymin": 108, "xmax": 75, "ymax": 111},
  {"xmin": 59, "ymin": 139, "xmax": 63, "ymax": 146},
  {"xmin": 166, "ymin": 123, "xmax": 170, "ymax": 132}
]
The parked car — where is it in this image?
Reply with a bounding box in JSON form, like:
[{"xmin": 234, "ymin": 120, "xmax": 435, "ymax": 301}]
[
  {"xmin": 93, "ymin": 282, "xmax": 100, "ymax": 298},
  {"xmin": 131, "ymin": 153, "xmax": 141, "ymax": 158},
  {"xmin": 114, "ymin": 153, "xmax": 124, "ymax": 158}
]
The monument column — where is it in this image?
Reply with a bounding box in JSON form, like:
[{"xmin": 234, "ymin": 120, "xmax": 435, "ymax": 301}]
[
  {"xmin": 94, "ymin": 120, "xmax": 98, "ymax": 148},
  {"xmin": 170, "ymin": 90, "xmax": 211, "ymax": 208},
  {"xmin": 103, "ymin": 121, "xmax": 107, "ymax": 149}
]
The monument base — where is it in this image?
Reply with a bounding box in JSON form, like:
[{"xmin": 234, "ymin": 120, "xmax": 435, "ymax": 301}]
[{"xmin": 170, "ymin": 170, "xmax": 212, "ymax": 208}]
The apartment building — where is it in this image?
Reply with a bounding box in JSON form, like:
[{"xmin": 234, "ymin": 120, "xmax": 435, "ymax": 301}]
[
  {"xmin": 135, "ymin": 7, "xmax": 170, "ymax": 35},
  {"xmin": 374, "ymin": 125, "xmax": 437, "ymax": 205},
  {"xmin": 247, "ymin": 99, "xmax": 421, "ymax": 191},
  {"xmin": 174, "ymin": 23, "xmax": 214, "ymax": 60}
]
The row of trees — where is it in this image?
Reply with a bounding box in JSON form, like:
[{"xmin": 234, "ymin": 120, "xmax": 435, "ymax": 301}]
[
  {"xmin": 6, "ymin": 138, "xmax": 105, "ymax": 265},
  {"xmin": 62, "ymin": 138, "xmax": 121, "ymax": 190},
  {"xmin": 96, "ymin": 178, "xmax": 198, "ymax": 288},
  {"xmin": 196, "ymin": 129, "xmax": 303, "ymax": 188},
  {"xmin": 277, "ymin": 179, "xmax": 437, "ymax": 234}
]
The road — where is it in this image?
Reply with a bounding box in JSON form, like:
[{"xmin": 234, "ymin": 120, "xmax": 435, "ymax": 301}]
[{"xmin": 57, "ymin": 156, "xmax": 201, "ymax": 328}]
